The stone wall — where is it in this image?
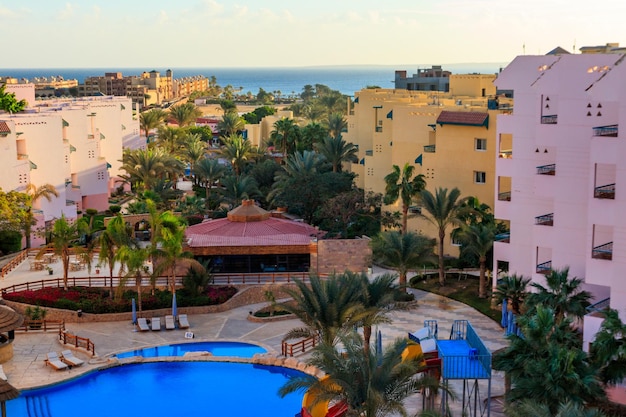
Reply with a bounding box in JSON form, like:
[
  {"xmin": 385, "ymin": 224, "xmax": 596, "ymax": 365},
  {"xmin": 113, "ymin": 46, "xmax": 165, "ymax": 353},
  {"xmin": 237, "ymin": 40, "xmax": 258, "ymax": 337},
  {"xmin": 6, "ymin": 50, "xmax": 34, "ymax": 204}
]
[{"xmin": 313, "ymin": 238, "xmax": 371, "ymax": 274}]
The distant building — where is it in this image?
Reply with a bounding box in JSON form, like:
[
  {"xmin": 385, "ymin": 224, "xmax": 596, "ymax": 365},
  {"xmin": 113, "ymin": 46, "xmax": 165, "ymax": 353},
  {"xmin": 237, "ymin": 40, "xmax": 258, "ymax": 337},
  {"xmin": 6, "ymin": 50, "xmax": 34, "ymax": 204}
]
[
  {"xmin": 579, "ymin": 42, "xmax": 626, "ymax": 54},
  {"xmin": 394, "ymin": 66, "xmax": 452, "ymax": 92}
]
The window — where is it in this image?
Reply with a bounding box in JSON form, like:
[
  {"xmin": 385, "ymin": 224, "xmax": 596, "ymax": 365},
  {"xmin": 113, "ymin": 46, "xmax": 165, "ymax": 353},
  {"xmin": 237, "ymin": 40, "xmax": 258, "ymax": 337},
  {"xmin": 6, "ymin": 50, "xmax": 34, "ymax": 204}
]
[
  {"xmin": 451, "ymin": 235, "xmax": 462, "ymax": 246},
  {"xmin": 474, "ymin": 171, "xmax": 486, "ymax": 184},
  {"xmin": 475, "ymin": 138, "xmax": 487, "ymax": 151}
]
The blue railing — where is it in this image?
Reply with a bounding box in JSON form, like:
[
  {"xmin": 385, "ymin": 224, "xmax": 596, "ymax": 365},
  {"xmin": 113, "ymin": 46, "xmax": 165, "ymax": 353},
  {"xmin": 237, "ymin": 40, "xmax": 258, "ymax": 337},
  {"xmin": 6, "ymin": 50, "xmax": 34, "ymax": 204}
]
[
  {"xmin": 541, "ymin": 114, "xmax": 558, "ymax": 124},
  {"xmin": 586, "ymin": 297, "xmax": 610, "ymax": 313},
  {"xmin": 592, "ymin": 124, "xmax": 618, "ymax": 137},
  {"xmin": 536, "ymin": 261, "xmax": 552, "ymax": 274},
  {"xmin": 537, "ymin": 164, "xmax": 556, "ymax": 175},
  {"xmin": 441, "ymin": 320, "xmax": 491, "ymax": 380},
  {"xmin": 594, "ymin": 183, "xmax": 615, "ymax": 199},
  {"xmin": 535, "ymin": 213, "xmax": 554, "ymax": 226},
  {"xmin": 592, "ymin": 242, "xmax": 613, "ymax": 260},
  {"xmin": 495, "ymin": 233, "xmax": 510, "ymax": 243}
]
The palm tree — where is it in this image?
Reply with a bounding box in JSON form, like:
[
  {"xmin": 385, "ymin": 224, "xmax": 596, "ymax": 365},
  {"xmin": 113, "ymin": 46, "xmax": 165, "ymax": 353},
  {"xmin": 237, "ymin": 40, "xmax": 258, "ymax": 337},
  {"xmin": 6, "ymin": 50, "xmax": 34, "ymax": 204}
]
[
  {"xmin": 279, "ymin": 332, "xmax": 440, "ymax": 417},
  {"xmin": 455, "ymin": 223, "xmax": 496, "ymax": 298},
  {"xmin": 271, "ymin": 117, "xmax": 300, "ymax": 157},
  {"xmin": 280, "ymin": 274, "xmax": 364, "ymax": 346},
  {"xmin": 98, "ymin": 214, "xmax": 134, "ymax": 298},
  {"xmin": 506, "ymin": 399, "xmax": 607, "ymax": 417},
  {"xmin": 38, "ymin": 214, "xmax": 88, "ymax": 290},
  {"xmin": 315, "ymin": 135, "xmax": 358, "ymax": 173},
  {"xmin": 180, "ymin": 133, "xmax": 205, "ymax": 179},
  {"xmin": 120, "ymin": 148, "xmax": 184, "ymax": 192},
  {"xmin": 152, "ymin": 126, "xmax": 184, "ymax": 155},
  {"xmin": 493, "ymin": 274, "xmax": 530, "ymax": 316},
  {"xmin": 526, "ymin": 266, "xmax": 592, "ymax": 324},
  {"xmin": 117, "ymin": 245, "xmax": 150, "ymax": 313},
  {"xmin": 182, "ymin": 260, "xmax": 213, "ymax": 297},
  {"xmin": 370, "ymin": 230, "xmax": 436, "ymax": 290},
  {"xmin": 169, "ymin": 102, "xmax": 202, "ymax": 127},
  {"xmin": 420, "ymin": 187, "xmax": 466, "ymax": 286},
  {"xmin": 589, "ymin": 309, "xmax": 626, "ymax": 386},
  {"xmin": 139, "ymin": 109, "xmax": 167, "ymax": 140},
  {"xmin": 220, "ymin": 175, "xmax": 260, "ymax": 206},
  {"xmin": 219, "ymin": 134, "xmax": 257, "ymax": 176},
  {"xmin": 217, "ymin": 111, "xmax": 245, "ymax": 136},
  {"xmin": 193, "ymin": 158, "xmax": 227, "ymax": 204},
  {"xmin": 23, "ymin": 183, "xmax": 58, "ymax": 248},
  {"xmin": 326, "ymin": 112, "xmax": 347, "ymax": 139},
  {"xmin": 384, "ymin": 163, "xmax": 426, "ymax": 234},
  {"xmin": 300, "ymin": 122, "xmax": 328, "ymax": 150}
]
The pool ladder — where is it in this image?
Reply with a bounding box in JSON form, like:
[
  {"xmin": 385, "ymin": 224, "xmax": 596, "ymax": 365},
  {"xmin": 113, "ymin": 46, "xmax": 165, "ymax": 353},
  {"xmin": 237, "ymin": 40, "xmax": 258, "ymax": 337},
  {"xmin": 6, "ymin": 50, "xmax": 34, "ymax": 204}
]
[{"xmin": 26, "ymin": 396, "xmax": 51, "ymax": 417}]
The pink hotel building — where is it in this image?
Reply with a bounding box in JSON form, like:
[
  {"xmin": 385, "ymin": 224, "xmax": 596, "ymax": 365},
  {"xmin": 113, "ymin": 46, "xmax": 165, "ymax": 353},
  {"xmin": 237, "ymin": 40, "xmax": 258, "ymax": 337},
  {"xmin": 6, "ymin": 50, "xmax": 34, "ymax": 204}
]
[
  {"xmin": 0, "ymin": 83, "xmax": 141, "ymax": 246},
  {"xmin": 494, "ymin": 53, "xmax": 626, "ymax": 349}
]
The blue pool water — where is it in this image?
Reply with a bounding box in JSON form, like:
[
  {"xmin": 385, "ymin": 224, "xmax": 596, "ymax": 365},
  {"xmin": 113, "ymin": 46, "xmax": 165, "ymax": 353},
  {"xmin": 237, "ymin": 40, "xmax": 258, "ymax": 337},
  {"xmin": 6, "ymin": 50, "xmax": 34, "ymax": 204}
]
[
  {"xmin": 115, "ymin": 341, "xmax": 266, "ymax": 358},
  {"xmin": 7, "ymin": 362, "xmax": 304, "ymax": 417}
]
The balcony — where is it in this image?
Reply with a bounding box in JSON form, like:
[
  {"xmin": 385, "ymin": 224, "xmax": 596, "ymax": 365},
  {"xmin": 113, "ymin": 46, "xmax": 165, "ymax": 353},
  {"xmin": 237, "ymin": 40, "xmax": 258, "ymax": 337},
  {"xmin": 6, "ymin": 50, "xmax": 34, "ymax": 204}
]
[
  {"xmin": 592, "ymin": 124, "xmax": 618, "ymax": 137},
  {"xmin": 17, "ymin": 153, "xmax": 28, "ymax": 161},
  {"xmin": 498, "ymin": 149, "xmax": 512, "ymax": 159},
  {"xmin": 365, "ymin": 150, "xmax": 373, "ymax": 156},
  {"xmin": 423, "ymin": 144, "xmax": 436, "ymax": 153},
  {"xmin": 537, "ymin": 164, "xmax": 556, "ymax": 175},
  {"xmin": 536, "ymin": 260, "xmax": 552, "ymax": 274},
  {"xmin": 594, "ymin": 183, "xmax": 615, "ymax": 199},
  {"xmin": 495, "ymin": 233, "xmax": 510, "ymax": 243},
  {"xmin": 535, "ymin": 213, "xmax": 554, "ymax": 226},
  {"xmin": 375, "ymin": 126, "xmax": 383, "ymax": 133},
  {"xmin": 87, "ymin": 134, "xmax": 95, "ymax": 139},
  {"xmin": 498, "ymin": 191, "xmax": 511, "ymax": 201},
  {"xmin": 592, "ymin": 242, "xmax": 613, "ymax": 260},
  {"xmin": 541, "ymin": 115, "xmax": 558, "ymax": 124}
]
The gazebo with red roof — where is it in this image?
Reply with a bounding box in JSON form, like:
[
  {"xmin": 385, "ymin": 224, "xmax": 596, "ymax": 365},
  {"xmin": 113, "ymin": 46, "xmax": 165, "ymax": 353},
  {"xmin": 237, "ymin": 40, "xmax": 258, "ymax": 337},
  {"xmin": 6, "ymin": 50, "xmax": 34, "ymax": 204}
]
[{"xmin": 184, "ymin": 200, "xmax": 322, "ymax": 273}]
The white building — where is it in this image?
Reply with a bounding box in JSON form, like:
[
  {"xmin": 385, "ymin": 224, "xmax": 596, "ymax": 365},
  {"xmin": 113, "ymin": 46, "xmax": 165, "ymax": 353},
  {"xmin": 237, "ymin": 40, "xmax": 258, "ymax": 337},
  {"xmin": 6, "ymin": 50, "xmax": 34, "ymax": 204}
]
[{"xmin": 493, "ymin": 53, "xmax": 626, "ymax": 350}]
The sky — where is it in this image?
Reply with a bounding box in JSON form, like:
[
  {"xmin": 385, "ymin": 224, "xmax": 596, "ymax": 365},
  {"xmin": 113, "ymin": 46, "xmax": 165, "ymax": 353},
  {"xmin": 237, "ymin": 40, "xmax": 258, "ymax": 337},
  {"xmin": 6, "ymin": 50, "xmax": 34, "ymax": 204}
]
[{"xmin": 2, "ymin": 0, "xmax": 626, "ymax": 68}]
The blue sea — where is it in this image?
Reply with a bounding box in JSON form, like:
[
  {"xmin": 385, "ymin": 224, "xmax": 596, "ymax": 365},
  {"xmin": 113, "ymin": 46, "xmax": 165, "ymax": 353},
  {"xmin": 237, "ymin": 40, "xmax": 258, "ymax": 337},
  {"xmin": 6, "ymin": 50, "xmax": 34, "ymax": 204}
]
[{"xmin": 0, "ymin": 64, "xmax": 504, "ymax": 96}]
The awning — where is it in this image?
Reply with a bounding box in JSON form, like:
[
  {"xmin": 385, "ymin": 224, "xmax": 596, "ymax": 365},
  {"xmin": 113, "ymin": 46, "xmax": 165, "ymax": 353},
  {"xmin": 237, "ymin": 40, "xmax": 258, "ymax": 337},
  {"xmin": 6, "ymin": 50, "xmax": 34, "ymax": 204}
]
[
  {"xmin": 436, "ymin": 111, "xmax": 489, "ymax": 127},
  {"xmin": 69, "ymin": 144, "xmax": 77, "ymax": 152},
  {"xmin": 415, "ymin": 154, "xmax": 423, "ymax": 165},
  {"xmin": 29, "ymin": 160, "xmax": 37, "ymax": 170},
  {"xmin": 386, "ymin": 110, "xmax": 393, "ymax": 119},
  {"xmin": 62, "ymin": 119, "xmax": 69, "ymax": 127},
  {"xmin": 100, "ymin": 133, "xmax": 106, "ymax": 140}
]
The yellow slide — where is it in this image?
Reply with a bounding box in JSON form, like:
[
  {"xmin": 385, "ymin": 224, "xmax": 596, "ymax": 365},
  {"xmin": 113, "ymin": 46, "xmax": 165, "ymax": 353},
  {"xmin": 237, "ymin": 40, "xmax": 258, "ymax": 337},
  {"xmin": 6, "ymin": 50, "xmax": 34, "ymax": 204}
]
[{"xmin": 301, "ymin": 376, "xmax": 348, "ymax": 417}]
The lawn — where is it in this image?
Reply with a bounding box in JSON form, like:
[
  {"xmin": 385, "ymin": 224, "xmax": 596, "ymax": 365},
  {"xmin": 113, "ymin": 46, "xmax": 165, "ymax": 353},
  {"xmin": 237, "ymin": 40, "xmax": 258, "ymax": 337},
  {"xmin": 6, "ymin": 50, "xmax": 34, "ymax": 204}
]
[{"xmin": 410, "ymin": 273, "xmax": 502, "ymax": 324}]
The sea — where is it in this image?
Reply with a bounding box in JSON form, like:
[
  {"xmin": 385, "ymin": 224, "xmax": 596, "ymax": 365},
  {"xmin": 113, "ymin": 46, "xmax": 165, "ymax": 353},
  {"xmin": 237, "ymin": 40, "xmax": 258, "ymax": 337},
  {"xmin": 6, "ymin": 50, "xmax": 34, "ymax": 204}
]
[{"xmin": 0, "ymin": 64, "xmax": 505, "ymax": 97}]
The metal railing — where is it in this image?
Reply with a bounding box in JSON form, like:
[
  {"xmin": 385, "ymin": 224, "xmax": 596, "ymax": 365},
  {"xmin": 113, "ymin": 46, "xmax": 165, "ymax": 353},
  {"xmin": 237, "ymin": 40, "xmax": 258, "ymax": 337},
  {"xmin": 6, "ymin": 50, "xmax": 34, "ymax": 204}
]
[
  {"xmin": 592, "ymin": 242, "xmax": 613, "ymax": 260},
  {"xmin": 536, "ymin": 261, "xmax": 552, "ymax": 274},
  {"xmin": 497, "ymin": 191, "xmax": 511, "ymax": 201},
  {"xmin": 594, "ymin": 183, "xmax": 615, "ymax": 199},
  {"xmin": 592, "ymin": 124, "xmax": 618, "ymax": 137},
  {"xmin": 541, "ymin": 114, "xmax": 558, "ymax": 124},
  {"xmin": 498, "ymin": 150, "xmax": 512, "ymax": 158},
  {"xmin": 537, "ymin": 164, "xmax": 556, "ymax": 175},
  {"xmin": 442, "ymin": 320, "xmax": 491, "ymax": 380},
  {"xmin": 535, "ymin": 213, "xmax": 554, "ymax": 226},
  {"xmin": 423, "ymin": 144, "xmax": 436, "ymax": 153},
  {"xmin": 586, "ymin": 297, "xmax": 610, "ymax": 313},
  {"xmin": 495, "ymin": 233, "xmax": 510, "ymax": 243}
]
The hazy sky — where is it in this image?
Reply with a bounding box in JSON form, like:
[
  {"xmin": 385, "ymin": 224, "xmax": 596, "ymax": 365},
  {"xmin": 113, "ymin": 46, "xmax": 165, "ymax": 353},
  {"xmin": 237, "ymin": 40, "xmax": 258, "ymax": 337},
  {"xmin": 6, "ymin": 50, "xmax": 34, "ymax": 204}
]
[{"xmin": 2, "ymin": 0, "xmax": 625, "ymax": 68}]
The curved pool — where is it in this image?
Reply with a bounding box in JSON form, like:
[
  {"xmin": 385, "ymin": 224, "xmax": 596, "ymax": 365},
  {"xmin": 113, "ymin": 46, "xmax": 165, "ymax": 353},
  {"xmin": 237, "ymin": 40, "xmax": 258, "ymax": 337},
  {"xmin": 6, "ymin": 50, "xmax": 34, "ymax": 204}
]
[
  {"xmin": 114, "ymin": 341, "xmax": 267, "ymax": 358},
  {"xmin": 8, "ymin": 362, "xmax": 304, "ymax": 417}
]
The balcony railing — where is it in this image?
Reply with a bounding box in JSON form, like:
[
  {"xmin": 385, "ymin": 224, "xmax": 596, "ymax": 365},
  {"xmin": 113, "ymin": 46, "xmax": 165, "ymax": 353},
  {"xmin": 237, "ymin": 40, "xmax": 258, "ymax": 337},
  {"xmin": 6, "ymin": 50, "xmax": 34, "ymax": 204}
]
[
  {"xmin": 535, "ymin": 213, "xmax": 554, "ymax": 226},
  {"xmin": 586, "ymin": 297, "xmax": 610, "ymax": 313},
  {"xmin": 365, "ymin": 150, "xmax": 373, "ymax": 156},
  {"xmin": 498, "ymin": 150, "xmax": 512, "ymax": 159},
  {"xmin": 541, "ymin": 115, "xmax": 558, "ymax": 124},
  {"xmin": 375, "ymin": 126, "xmax": 383, "ymax": 133},
  {"xmin": 495, "ymin": 233, "xmax": 510, "ymax": 243},
  {"xmin": 592, "ymin": 242, "xmax": 613, "ymax": 260},
  {"xmin": 594, "ymin": 183, "xmax": 615, "ymax": 199},
  {"xmin": 537, "ymin": 164, "xmax": 556, "ymax": 175},
  {"xmin": 536, "ymin": 260, "xmax": 552, "ymax": 274},
  {"xmin": 498, "ymin": 191, "xmax": 511, "ymax": 201},
  {"xmin": 592, "ymin": 124, "xmax": 618, "ymax": 137},
  {"xmin": 17, "ymin": 153, "xmax": 28, "ymax": 160},
  {"xmin": 423, "ymin": 144, "xmax": 436, "ymax": 153}
]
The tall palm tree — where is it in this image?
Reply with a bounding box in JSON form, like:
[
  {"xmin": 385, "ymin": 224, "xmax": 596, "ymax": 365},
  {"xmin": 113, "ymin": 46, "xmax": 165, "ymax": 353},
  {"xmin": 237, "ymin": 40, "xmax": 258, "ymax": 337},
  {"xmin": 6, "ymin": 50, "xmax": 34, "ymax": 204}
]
[
  {"xmin": 279, "ymin": 332, "xmax": 440, "ymax": 417},
  {"xmin": 168, "ymin": 102, "xmax": 202, "ymax": 127},
  {"xmin": 217, "ymin": 111, "xmax": 245, "ymax": 136},
  {"xmin": 120, "ymin": 148, "xmax": 184, "ymax": 192},
  {"xmin": 315, "ymin": 135, "xmax": 358, "ymax": 173},
  {"xmin": 280, "ymin": 274, "xmax": 364, "ymax": 346},
  {"xmin": 326, "ymin": 112, "xmax": 348, "ymax": 139},
  {"xmin": 420, "ymin": 187, "xmax": 466, "ymax": 286},
  {"xmin": 455, "ymin": 223, "xmax": 496, "ymax": 298},
  {"xmin": 180, "ymin": 133, "xmax": 205, "ymax": 179},
  {"xmin": 98, "ymin": 214, "xmax": 134, "ymax": 298},
  {"xmin": 300, "ymin": 122, "xmax": 328, "ymax": 150},
  {"xmin": 506, "ymin": 399, "xmax": 607, "ymax": 417},
  {"xmin": 589, "ymin": 308, "xmax": 626, "ymax": 386},
  {"xmin": 493, "ymin": 274, "xmax": 530, "ymax": 315},
  {"xmin": 117, "ymin": 245, "xmax": 150, "ymax": 313},
  {"xmin": 384, "ymin": 163, "xmax": 426, "ymax": 234},
  {"xmin": 139, "ymin": 109, "xmax": 167, "ymax": 140},
  {"xmin": 38, "ymin": 214, "xmax": 88, "ymax": 290},
  {"xmin": 152, "ymin": 126, "xmax": 184, "ymax": 155},
  {"xmin": 220, "ymin": 175, "xmax": 260, "ymax": 206},
  {"xmin": 193, "ymin": 158, "xmax": 227, "ymax": 204},
  {"xmin": 271, "ymin": 117, "xmax": 300, "ymax": 157},
  {"xmin": 23, "ymin": 183, "xmax": 58, "ymax": 248},
  {"xmin": 219, "ymin": 134, "xmax": 257, "ymax": 176},
  {"xmin": 370, "ymin": 230, "xmax": 436, "ymax": 290},
  {"xmin": 526, "ymin": 267, "xmax": 592, "ymax": 324}
]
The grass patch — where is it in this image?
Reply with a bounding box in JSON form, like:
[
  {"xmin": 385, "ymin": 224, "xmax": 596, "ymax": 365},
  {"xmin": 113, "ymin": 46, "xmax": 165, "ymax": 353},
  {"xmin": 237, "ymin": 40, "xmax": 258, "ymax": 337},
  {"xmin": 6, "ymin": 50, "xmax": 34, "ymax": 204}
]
[{"xmin": 410, "ymin": 273, "xmax": 502, "ymax": 324}]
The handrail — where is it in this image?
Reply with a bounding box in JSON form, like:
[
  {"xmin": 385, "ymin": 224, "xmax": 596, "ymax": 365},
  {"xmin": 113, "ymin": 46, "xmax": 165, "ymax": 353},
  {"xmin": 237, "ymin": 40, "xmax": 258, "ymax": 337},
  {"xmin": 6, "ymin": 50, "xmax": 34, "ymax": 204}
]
[
  {"xmin": 536, "ymin": 261, "xmax": 552, "ymax": 274},
  {"xmin": 540, "ymin": 114, "xmax": 558, "ymax": 124},
  {"xmin": 535, "ymin": 213, "xmax": 554, "ymax": 226},
  {"xmin": 494, "ymin": 233, "xmax": 510, "ymax": 243},
  {"xmin": 59, "ymin": 329, "xmax": 95, "ymax": 356},
  {"xmin": 423, "ymin": 144, "xmax": 436, "ymax": 153},
  {"xmin": 281, "ymin": 336, "xmax": 318, "ymax": 357},
  {"xmin": 586, "ymin": 297, "xmax": 610, "ymax": 313},
  {"xmin": 497, "ymin": 191, "xmax": 511, "ymax": 201},
  {"xmin": 16, "ymin": 319, "xmax": 65, "ymax": 333},
  {"xmin": 592, "ymin": 242, "xmax": 613, "ymax": 260},
  {"xmin": 0, "ymin": 249, "xmax": 30, "ymax": 278},
  {"xmin": 537, "ymin": 164, "xmax": 556, "ymax": 175},
  {"xmin": 592, "ymin": 124, "xmax": 618, "ymax": 137},
  {"xmin": 594, "ymin": 183, "xmax": 615, "ymax": 199}
]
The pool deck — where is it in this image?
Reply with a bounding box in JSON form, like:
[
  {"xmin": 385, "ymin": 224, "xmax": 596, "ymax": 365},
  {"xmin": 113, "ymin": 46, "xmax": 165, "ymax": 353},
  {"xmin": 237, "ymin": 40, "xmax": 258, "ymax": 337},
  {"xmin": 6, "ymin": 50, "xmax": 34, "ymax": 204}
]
[{"xmin": 0, "ymin": 264, "xmax": 509, "ymax": 416}]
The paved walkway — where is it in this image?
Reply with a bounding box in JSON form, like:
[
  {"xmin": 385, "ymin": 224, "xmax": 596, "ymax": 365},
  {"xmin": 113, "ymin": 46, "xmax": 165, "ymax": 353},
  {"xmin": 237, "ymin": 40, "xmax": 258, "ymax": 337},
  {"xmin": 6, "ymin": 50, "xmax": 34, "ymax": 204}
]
[{"xmin": 0, "ymin": 263, "xmax": 509, "ymax": 416}]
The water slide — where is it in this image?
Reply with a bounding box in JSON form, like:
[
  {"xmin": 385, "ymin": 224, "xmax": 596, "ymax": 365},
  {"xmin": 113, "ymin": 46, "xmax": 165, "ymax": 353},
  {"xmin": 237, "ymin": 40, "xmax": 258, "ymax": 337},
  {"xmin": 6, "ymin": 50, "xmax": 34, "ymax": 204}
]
[{"xmin": 300, "ymin": 376, "xmax": 348, "ymax": 417}]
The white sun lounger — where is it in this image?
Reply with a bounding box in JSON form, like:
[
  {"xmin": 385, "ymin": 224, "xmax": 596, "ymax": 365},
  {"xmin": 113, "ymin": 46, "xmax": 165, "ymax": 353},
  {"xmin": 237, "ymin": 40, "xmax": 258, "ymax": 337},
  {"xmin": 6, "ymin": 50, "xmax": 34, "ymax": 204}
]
[
  {"xmin": 151, "ymin": 317, "xmax": 161, "ymax": 331},
  {"xmin": 45, "ymin": 352, "xmax": 69, "ymax": 371},
  {"xmin": 137, "ymin": 317, "xmax": 150, "ymax": 331},
  {"xmin": 165, "ymin": 315, "xmax": 175, "ymax": 330},
  {"xmin": 61, "ymin": 350, "xmax": 84, "ymax": 367},
  {"xmin": 178, "ymin": 314, "xmax": 190, "ymax": 329}
]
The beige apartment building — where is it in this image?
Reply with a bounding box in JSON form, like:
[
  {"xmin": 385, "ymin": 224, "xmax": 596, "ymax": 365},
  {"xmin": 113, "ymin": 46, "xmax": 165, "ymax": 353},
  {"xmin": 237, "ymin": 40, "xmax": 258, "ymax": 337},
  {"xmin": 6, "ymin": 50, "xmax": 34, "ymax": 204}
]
[{"xmin": 344, "ymin": 73, "xmax": 511, "ymax": 257}]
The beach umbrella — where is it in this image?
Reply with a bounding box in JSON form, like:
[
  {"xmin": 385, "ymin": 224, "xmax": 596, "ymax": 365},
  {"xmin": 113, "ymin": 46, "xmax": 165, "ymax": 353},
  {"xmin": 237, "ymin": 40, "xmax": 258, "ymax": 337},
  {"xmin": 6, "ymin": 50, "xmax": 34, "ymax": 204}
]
[
  {"xmin": 0, "ymin": 379, "xmax": 19, "ymax": 417},
  {"xmin": 172, "ymin": 293, "xmax": 178, "ymax": 318},
  {"xmin": 501, "ymin": 299, "xmax": 508, "ymax": 328},
  {"xmin": 131, "ymin": 298, "xmax": 137, "ymax": 325}
]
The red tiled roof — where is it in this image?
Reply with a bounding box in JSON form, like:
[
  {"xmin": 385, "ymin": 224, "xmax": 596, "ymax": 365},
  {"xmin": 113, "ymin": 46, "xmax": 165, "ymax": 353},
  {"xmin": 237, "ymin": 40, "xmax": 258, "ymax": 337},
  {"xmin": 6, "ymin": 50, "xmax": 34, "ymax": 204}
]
[
  {"xmin": 185, "ymin": 216, "xmax": 320, "ymax": 247},
  {"xmin": 0, "ymin": 121, "xmax": 10, "ymax": 135},
  {"xmin": 436, "ymin": 111, "xmax": 489, "ymax": 127}
]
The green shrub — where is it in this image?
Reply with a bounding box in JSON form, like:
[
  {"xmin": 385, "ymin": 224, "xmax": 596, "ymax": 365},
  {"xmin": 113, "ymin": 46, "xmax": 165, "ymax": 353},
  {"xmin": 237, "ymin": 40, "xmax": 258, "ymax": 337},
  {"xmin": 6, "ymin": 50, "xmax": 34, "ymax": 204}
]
[
  {"xmin": 109, "ymin": 205, "xmax": 122, "ymax": 214},
  {"xmin": 54, "ymin": 298, "xmax": 79, "ymax": 311}
]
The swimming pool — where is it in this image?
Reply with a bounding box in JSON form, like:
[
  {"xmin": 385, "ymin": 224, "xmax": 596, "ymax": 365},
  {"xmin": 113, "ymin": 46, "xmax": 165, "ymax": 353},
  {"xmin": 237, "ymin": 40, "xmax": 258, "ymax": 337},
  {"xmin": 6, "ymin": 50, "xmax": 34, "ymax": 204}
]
[
  {"xmin": 114, "ymin": 341, "xmax": 267, "ymax": 358},
  {"xmin": 8, "ymin": 362, "xmax": 304, "ymax": 417}
]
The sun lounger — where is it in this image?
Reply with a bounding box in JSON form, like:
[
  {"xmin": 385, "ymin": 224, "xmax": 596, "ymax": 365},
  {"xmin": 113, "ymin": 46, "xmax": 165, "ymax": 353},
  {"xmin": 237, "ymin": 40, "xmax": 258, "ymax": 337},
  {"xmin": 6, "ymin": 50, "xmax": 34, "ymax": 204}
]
[
  {"xmin": 165, "ymin": 315, "xmax": 175, "ymax": 330},
  {"xmin": 0, "ymin": 365, "xmax": 7, "ymax": 381},
  {"xmin": 61, "ymin": 350, "xmax": 84, "ymax": 367},
  {"xmin": 45, "ymin": 352, "xmax": 69, "ymax": 371},
  {"xmin": 151, "ymin": 317, "xmax": 161, "ymax": 331},
  {"xmin": 137, "ymin": 317, "xmax": 150, "ymax": 331},
  {"xmin": 178, "ymin": 314, "xmax": 190, "ymax": 329}
]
